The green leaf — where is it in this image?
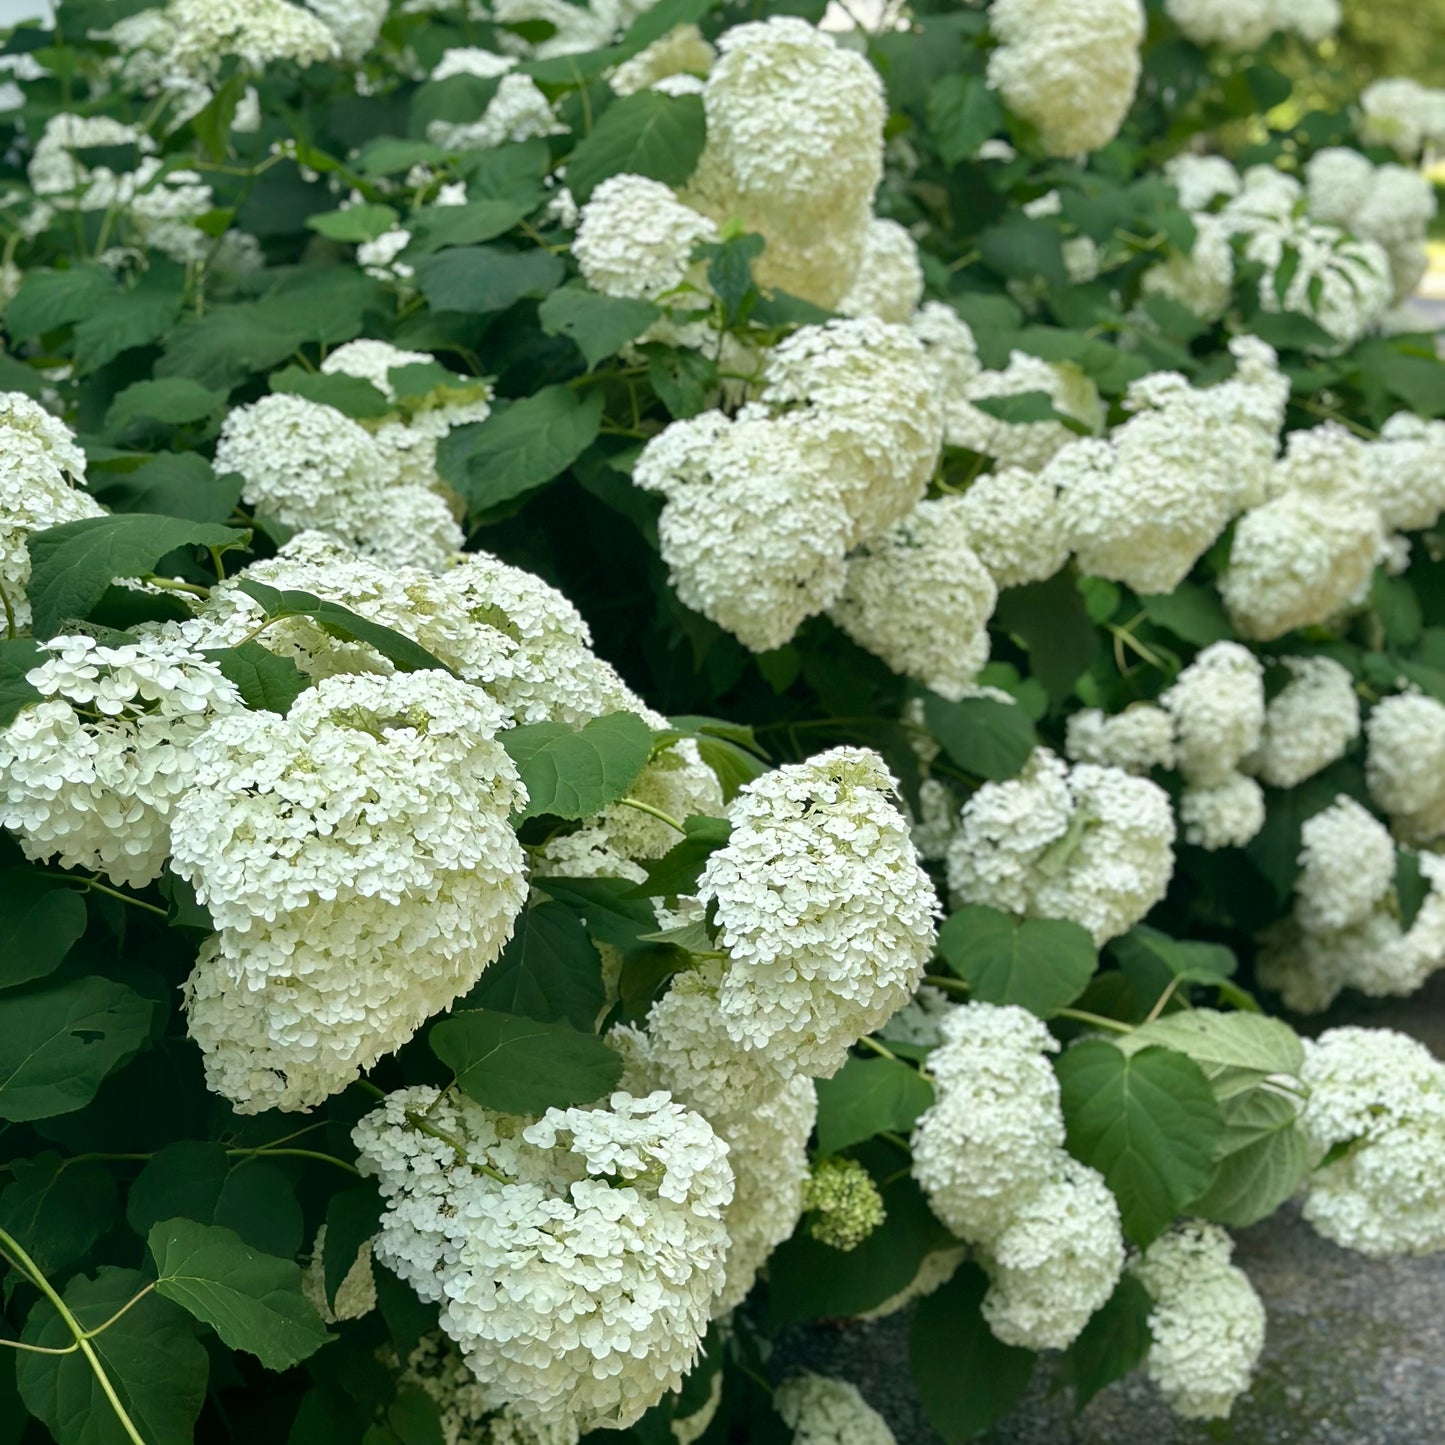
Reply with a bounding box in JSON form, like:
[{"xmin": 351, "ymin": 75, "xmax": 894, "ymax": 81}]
[
  {"xmin": 439, "ymin": 386, "xmax": 604, "ymax": 517},
  {"xmin": 233, "ymin": 579, "xmax": 454, "ymax": 676},
  {"xmin": 103, "ymin": 378, "xmax": 227, "ymax": 437},
  {"xmin": 0, "ymin": 977, "xmax": 155, "ymax": 1123},
  {"xmin": 631, "ymin": 815, "xmax": 731, "ymax": 898},
  {"xmin": 430, "ymin": 1008, "xmax": 624, "ymax": 1115},
  {"xmin": 204, "ymin": 643, "xmax": 309, "ymax": 715},
  {"xmin": 927, "ymin": 72, "xmax": 1003, "ymax": 166},
  {"xmin": 978, "ymin": 216, "xmax": 1068, "ymax": 290},
  {"xmin": 922, "ymin": 692, "xmax": 1037, "ymax": 781},
  {"xmin": 323, "ymin": 1188, "xmax": 383, "ymax": 1313},
  {"xmin": 1057, "ymin": 1040, "xmax": 1224, "ymax": 1246},
  {"xmin": 356, "ymin": 138, "xmax": 450, "ymax": 177},
  {"xmin": 413, "ymin": 244, "xmax": 565, "ymax": 315},
  {"xmin": 17, "ymin": 1267, "xmax": 208, "ymax": 1445},
  {"xmin": 6, "ymin": 264, "xmax": 115, "ymax": 336},
  {"xmin": 155, "ymin": 304, "xmax": 310, "ymax": 394},
  {"xmin": 968, "ymin": 390, "xmax": 1062, "ymax": 426},
  {"xmin": 127, "ymin": 1142, "xmax": 303, "ymax": 1258},
  {"xmin": 1188, "ymin": 1086, "xmax": 1310, "ymax": 1228},
  {"xmin": 26, "ymin": 514, "xmax": 247, "ymax": 637},
  {"xmin": 936, "ymin": 905, "xmax": 1098, "ymax": 1018},
  {"xmin": 1125, "ymin": 1008, "xmax": 1305, "ymax": 1080},
  {"xmin": 459, "ymin": 139, "xmax": 552, "ymax": 206},
  {"xmin": 270, "ymin": 365, "xmax": 392, "ymax": 419},
  {"xmin": 911, "ymin": 1263, "xmax": 1036, "ymax": 1442},
  {"xmin": 0, "ymin": 869, "xmax": 87, "ymax": 990},
  {"xmin": 72, "ymin": 271, "xmax": 185, "ymax": 373},
  {"xmin": 565, "ymin": 90, "xmax": 707, "ymax": 204},
  {"xmin": 532, "ymin": 875, "xmax": 661, "ymax": 953},
  {"xmin": 306, "ymin": 204, "xmax": 401, "ymax": 242},
  {"xmin": 1397, "ymin": 849, "xmax": 1430, "ymax": 931},
  {"xmin": 1139, "ymin": 584, "xmax": 1235, "ymax": 646},
  {"xmin": 1110, "ymin": 926, "xmax": 1238, "ymax": 1008},
  {"xmin": 1064, "ymin": 1274, "xmax": 1154, "ymax": 1410},
  {"xmin": 462, "ymin": 900, "xmax": 606, "ymax": 1031},
  {"xmin": 406, "ymin": 199, "xmax": 531, "ymax": 254},
  {"xmin": 150, "ymin": 1218, "xmax": 333, "ymax": 1371},
  {"xmin": 538, "ymin": 286, "xmax": 662, "ymax": 369},
  {"xmin": 0, "ymin": 638, "xmax": 43, "ymax": 727},
  {"xmin": 0, "ymin": 1153, "xmax": 118, "ymax": 1278},
  {"xmin": 503, "ymin": 711, "xmax": 654, "ymax": 821},
  {"xmin": 645, "ymin": 344, "xmax": 716, "ymax": 419},
  {"xmin": 89, "ymin": 454, "xmax": 242, "ymax": 526},
  {"xmin": 702, "ymin": 232, "xmax": 765, "ymax": 328},
  {"xmin": 814, "ymin": 1055, "xmax": 935, "ymax": 1156},
  {"xmin": 994, "ymin": 571, "xmax": 1100, "ymax": 705}
]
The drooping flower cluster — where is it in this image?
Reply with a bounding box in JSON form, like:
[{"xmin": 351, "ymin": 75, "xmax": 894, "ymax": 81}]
[
  {"xmin": 912, "ymin": 1003, "xmax": 1125, "ymax": 1349},
  {"xmin": 0, "ymin": 635, "xmax": 243, "ymax": 888},
  {"xmin": 353, "ymin": 1086, "xmax": 733, "ymax": 1430},
  {"xmin": 172, "ymin": 669, "xmax": 528, "ymax": 1112},
  {"xmin": 1130, "ymin": 1223, "xmax": 1266, "ymax": 1420},
  {"xmin": 1298, "ymin": 1027, "xmax": 1445, "ymax": 1257},
  {"xmin": 986, "ymin": 0, "xmax": 1145, "ymax": 158},
  {"xmin": 945, "ymin": 748, "xmax": 1176, "ymax": 945},
  {"xmin": 774, "ymin": 1375, "xmax": 896, "ymax": 1445}
]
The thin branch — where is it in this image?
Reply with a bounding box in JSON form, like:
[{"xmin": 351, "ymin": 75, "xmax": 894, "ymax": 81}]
[{"xmin": 614, "ymin": 797, "xmax": 687, "ymax": 834}]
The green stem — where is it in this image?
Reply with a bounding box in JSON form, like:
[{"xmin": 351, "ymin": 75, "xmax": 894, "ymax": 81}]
[
  {"xmin": 141, "ymin": 575, "xmax": 209, "ymax": 599},
  {"xmin": 615, "ymin": 797, "xmax": 687, "ymax": 834},
  {"xmin": 40, "ymin": 873, "xmax": 169, "ymax": 920},
  {"xmin": 1141, "ymin": 976, "xmax": 1183, "ymax": 1026},
  {"xmin": 355, "ymin": 1080, "xmax": 387, "ymax": 1101},
  {"xmin": 403, "ymin": 1110, "xmax": 514, "ymax": 1186},
  {"xmin": 1055, "ymin": 1007, "xmax": 1134, "ymax": 1035},
  {"xmin": 0, "ymin": 581, "xmax": 15, "ymax": 641},
  {"xmin": 927, "ymin": 974, "xmax": 969, "ymax": 996},
  {"xmin": 0, "ymin": 1228, "xmax": 148, "ymax": 1445},
  {"xmin": 228, "ymin": 1147, "xmax": 359, "ymax": 1176},
  {"xmin": 856, "ymin": 1035, "xmax": 901, "ymax": 1064}
]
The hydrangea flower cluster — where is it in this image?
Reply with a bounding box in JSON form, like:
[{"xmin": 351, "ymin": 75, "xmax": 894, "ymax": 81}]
[
  {"xmin": 1359, "ymin": 77, "xmax": 1445, "ymax": 157},
  {"xmin": 912, "ymin": 1003, "xmax": 1125, "ymax": 1349},
  {"xmin": 1298, "ymin": 1028, "xmax": 1445, "ymax": 1257},
  {"xmin": 801, "ymin": 1156, "xmax": 887, "ymax": 1252},
  {"xmin": 1164, "ymin": 0, "xmax": 1339, "ymax": 49},
  {"xmin": 0, "ymin": 635, "xmax": 243, "ymax": 888},
  {"xmin": 171, "ymin": 669, "xmax": 528, "ymax": 1111},
  {"xmin": 424, "ymin": 49, "xmax": 565, "ymax": 153},
  {"xmin": 774, "ymin": 1375, "xmax": 896, "ymax": 1445},
  {"xmin": 1365, "ymin": 692, "xmax": 1445, "ymax": 844},
  {"xmin": 945, "ymin": 748, "xmax": 1176, "ymax": 946},
  {"xmin": 353, "ymin": 1086, "xmax": 733, "ymax": 1430},
  {"xmin": 986, "ymin": 0, "xmax": 1146, "ymax": 158},
  {"xmin": 1130, "ymin": 1223, "xmax": 1266, "ymax": 1420}
]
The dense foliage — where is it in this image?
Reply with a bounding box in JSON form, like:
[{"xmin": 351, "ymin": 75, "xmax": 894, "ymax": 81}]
[{"xmin": 3, "ymin": 1, "xmax": 1445, "ymax": 1443}]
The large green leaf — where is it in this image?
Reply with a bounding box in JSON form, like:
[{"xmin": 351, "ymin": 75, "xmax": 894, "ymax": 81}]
[
  {"xmin": 72, "ymin": 272, "xmax": 185, "ymax": 374},
  {"xmin": 936, "ymin": 905, "xmax": 1097, "ymax": 1018},
  {"xmin": 927, "ymin": 72, "xmax": 1004, "ymax": 166},
  {"xmin": 538, "ymin": 286, "xmax": 662, "ymax": 369},
  {"xmin": 103, "ymin": 378, "xmax": 228, "ymax": 436},
  {"xmin": 631, "ymin": 815, "xmax": 732, "ymax": 898},
  {"xmin": 322, "ymin": 1187, "xmax": 384, "ymax": 1314},
  {"xmin": 0, "ymin": 1152, "xmax": 118, "ymax": 1278},
  {"xmin": 305, "ymin": 204, "xmax": 399, "ymax": 242},
  {"xmin": 270, "ymin": 365, "xmax": 392, "ymax": 419},
  {"xmin": 406, "ymin": 199, "xmax": 531, "ymax": 254},
  {"xmin": 25, "ymin": 515, "xmax": 247, "ymax": 637},
  {"xmin": 6, "ymin": 265, "xmax": 115, "ymax": 336},
  {"xmin": 17, "ymin": 1267, "xmax": 208, "ymax": 1445},
  {"xmin": 1124, "ymin": 1009, "xmax": 1305, "ymax": 1081},
  {"xmin": 911, "ymin": 1263, "xmax": 1036, "ymax": 1442},
  {"xmin": 814, "ymin": 1056, "xmax": 935, "ymax": 1157},
  {"xmin": 1188, "ymin": 1087, "xmax": 1310, "ymax": 1228},
  {"xmin": 150, "ymin": 1218, "xmax": 333, "ymax": 1371},
  {"xmin": 502, "ymin": 711, "xmax": 654, "ymax": 821},
  {"xmin": 0, "ymin": 977, "xmax": 155, "ymax": 1123},
  {"xmin": 0, "ymin": 638, "xmax": 43, "ymax": 728},
  {"xmin": 462, "ymin": 900, "xmax": 607, "ymax": 1031},
  {"xmin": 0, "ymin": 869, "xmax": 87, "ymax": 990},
  {"xmin": 993, "ymin": 571, "xmax": 1100, "ymax": 705},
  {"xmin": 1057, "ymin": 1040, "xmax": 1224, "ymax": 1246},
  {"xmin": 438, "ymin": 385, "xmax": 604, "ymax": 517},
  {"xmin": 532, "ymin": 875, "xmax": 661, "ymax": 953},
  {"xmin": 922, "ymin": 692, "xmax": 1037, "ymax": 781},
  {"xmin": 430, "ymin": 1008, "xmax": 624, "ymax": 1115},
  {"xmin": 565, "ymin": 90, "xmax": 707, "ymax": 203},
  {"xmin": 89, "ymin": 453, "xmax": 242, "ymax": 525},
  {"xmin": 204, "ymin": 642, "xmax": 309, "ymax": 715},
  {"xmin": 1110, "ymin": 926, "xmax": 1238, "ymax": 1005},
  {"xmin": 1064, "ymin": 1274, "xmax": 1154, "ymax": 1410},
  {"xmin": 413, "ymin": 244, "xmax": 564, "ymax": 315}
]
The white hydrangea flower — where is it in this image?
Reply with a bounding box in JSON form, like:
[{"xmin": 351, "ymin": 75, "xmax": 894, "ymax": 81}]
[
  {"xmin": 908, "ymin": 777, "xmax": 959, "ymax": 863},
  {"xmin": 1166, "ymin": 0, "xmax": 1338, "ymax": 47},
  {"xmin": 1178, "ymin": 773, "xmax": 1266, "ymax": 851},
  {"xmin": 696, "ymin": 747, "xmax": 939, "ymax": 1078},
  {"xmin": 358, "ymin": 227, "xmax": 415, "ymax": 284},
  {"xmin": 1066, "ymin": 705, "xmax": 1176, "ymax": 775},
  {"xmin": 1162, "ymin": 642, "xmax": 1266, "ymax": 786},
  {"xmin": 774, "ymin": 1375, "xmax": 895, "ymax": 1445},
  {"xmin": 1131, "ymin": 1223, "xmax": 1266, "ymax": 1421},
  {"xmin": 633, "ymin": 408, "xmax": 853, "ymax": 652},
  {"xmin": 978, "ymin": 1155, "xmax": 1125, "ymax": 1351},
  {"xmin": 912, "ymin": 1003, "xmax": 1066, "ymax": 1241},
  {"xmin": 1295, "ymin": 796, "xmax": 1396, "ymax": 934},
  {"xmin": 0, "ymin": 635, "xmax": 244, "ymax": 888},
  {"xmin": 354, "ymin": 1086, "xmax": 733, "ymax": 1430},
  {"xmin": 0, "ymin": 393, "xmax": 104, "ymax": 633},
  {"xmin": 1164, "ymin": 153, "xmax": 1241, "ymax": 211},
  {"xmin": 28, "ymin": 115, "xmax": 153, "ymax": 209},
  {"xmin": 1366, "ymin": 692, "xmax": 1445, "ymax": 845},
  {"xmin": 681, "ymin": 17, "xmax": 885, "ymax": 307},
  {"xmin": 955, "ymin": 467, "xmax": 1070, "ymax": 590},
  {"xmin": 986, "ymin": 0, "xmax": 1145, "ymax": 157},
  {"xmin": 1359, "ymin": 77, "xmax": 1445, "ymax": 159},
  {"xmin": 301, "ymin": 1223, "xmax": 376, "ymax": 1324},
  {"xmin": 1369, "ymin": 412, "xmax": 1445, "ymax": 534},
  {"xmin": 950, "ymin": 353, "xmax": 1105, "ymax": 473},
  {"xmin": 837, "ymin": 218, "xmax": 924, "ymax": 325},
  {"xmin": 166, "ymin": 0, "xmax": 339, "ymax": 77},
  {"xmin": 1247, "ymin": 656, "xmax": 1360, "ymax": 789},
  {"xmin": 759, "ymin": 319, "xmax": 943, "ymax": 546},
  {"xmin": 909, "ymin": 302, "xmax": 984, "ymax": 439},
  {"xmin": 426, "ymin": 49, "xmax": 565, "ymax": 151},
  {"xmin": 573, "ymin": 174, "xmax": 717, "ymax": 302},
  {"xmin": 1299, "ymin": 1028, "xmax": 1445, "ymax": 1256},
  {"xmin": 829, "ymin": 498, "xmax": 996, "ymax": 702},
  {"xmin": 609, "ymin": 24, "xmax": 715, "ymax": 96},
  {"xmin": 946, "ymin": 749, "xmax": 1175, "ymax": 945},
  {"xmin": 303, "ymin": 0, "xmax": 386, "ymax": 62},
  {"xmin": 1140, "ymin": 213, "xmax": 1235, "ymax": 323}
]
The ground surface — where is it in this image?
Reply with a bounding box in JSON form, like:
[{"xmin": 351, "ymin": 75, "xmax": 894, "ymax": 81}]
[{"xmin": 782, "ymin": 971, "xmax": 1445, "ymax": 1444}]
